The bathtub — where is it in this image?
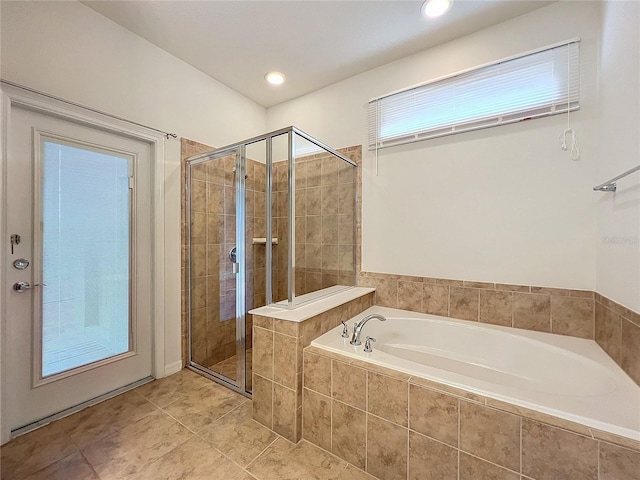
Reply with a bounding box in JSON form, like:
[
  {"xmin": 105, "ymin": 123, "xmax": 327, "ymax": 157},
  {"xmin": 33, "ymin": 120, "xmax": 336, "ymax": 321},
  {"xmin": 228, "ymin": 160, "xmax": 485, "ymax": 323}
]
[{"xmin": 311, "ymin": 306, "xmax": 640, "ymax": 441}]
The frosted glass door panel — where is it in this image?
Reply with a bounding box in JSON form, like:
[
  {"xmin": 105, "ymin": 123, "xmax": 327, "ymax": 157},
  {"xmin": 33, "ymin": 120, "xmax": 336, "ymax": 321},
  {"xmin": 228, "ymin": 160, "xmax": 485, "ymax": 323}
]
[{"xmin": 41, "ymin": 140, "xmax": 132, "ymax": 377}]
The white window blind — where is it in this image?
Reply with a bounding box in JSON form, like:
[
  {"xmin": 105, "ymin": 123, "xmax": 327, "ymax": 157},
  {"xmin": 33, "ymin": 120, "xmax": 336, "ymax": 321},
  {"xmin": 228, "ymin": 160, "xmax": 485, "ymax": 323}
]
[{"xmin": 368, "ymin": 39, "xmax": 580, "ymax": 150}]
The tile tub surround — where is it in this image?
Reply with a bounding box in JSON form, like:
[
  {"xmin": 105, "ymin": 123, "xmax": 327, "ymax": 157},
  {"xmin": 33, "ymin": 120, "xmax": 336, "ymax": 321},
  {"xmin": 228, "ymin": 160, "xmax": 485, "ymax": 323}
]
[
  {"xmin": 251, "ymin": 290, "xmax": 374, "ymax": 442},
  {"xmin": 358, "ymin": 272, "xmax": 596, "ymax": 337},
  {"xmin": 302, "ymin": 345, "xmax": 640, "ymax": 480},
  {"xmin": 595, "ymin": 293, "xmax": 640, "ymax": 387},
  {"xmin": 357, "ymin": 271, "xmax": 640, "ymax": 388}
]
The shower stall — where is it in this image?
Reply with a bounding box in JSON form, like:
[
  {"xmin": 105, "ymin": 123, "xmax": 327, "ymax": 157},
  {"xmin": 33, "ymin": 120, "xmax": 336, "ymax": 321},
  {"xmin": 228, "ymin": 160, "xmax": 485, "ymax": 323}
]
[{"xmin": 185, "ymin": 127, "xmax": 358, "ymax": 395}]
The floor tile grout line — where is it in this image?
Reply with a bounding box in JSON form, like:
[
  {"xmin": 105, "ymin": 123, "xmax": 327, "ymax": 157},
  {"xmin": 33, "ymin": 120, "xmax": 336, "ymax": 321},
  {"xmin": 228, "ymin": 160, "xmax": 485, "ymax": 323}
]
[
  {"xmin": 111, "ymin": 430, "xmax": 193, "ymax": 479},
  {"xmin": 200, "ymin": 438, "xmax": 257, "ymax": 474},
  {"xmin": 142, "ymin": 380, "xmax": 250, "ymax": 434},
  {"xmin": 243, "ymin": 436, "xmax": 281, "ymax": 471},
  {"xmin": 63, "ymin": 399, "xmax": 161, "ymax": 453},
  {"xmin": 81, "ymin": 413, "xmax": 195, "ymax": 480},
  {"xmin": 192, "ymin": 396, "xmax": 251, "ymax": 432},
  {"xmin": 133, "ymin": 396, "xmax": 262, "ymax": 476},
  {"xmin": 79, "ymin": 448, "xmax": 106, "ymax": 480},
  {"xmin": 158, "ymin": 407, "xmax": 204, "ymax": 435},
  {"xmin": 3, "ymin": 447, "xmax": 82, "ymax": 480}
]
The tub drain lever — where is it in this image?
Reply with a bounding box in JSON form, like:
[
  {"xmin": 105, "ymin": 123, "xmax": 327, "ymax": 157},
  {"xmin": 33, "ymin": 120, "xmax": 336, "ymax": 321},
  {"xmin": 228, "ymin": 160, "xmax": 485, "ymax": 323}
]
[{"xmin": 364, "ymin": 336, "xmax": 376, "ymax": 353}]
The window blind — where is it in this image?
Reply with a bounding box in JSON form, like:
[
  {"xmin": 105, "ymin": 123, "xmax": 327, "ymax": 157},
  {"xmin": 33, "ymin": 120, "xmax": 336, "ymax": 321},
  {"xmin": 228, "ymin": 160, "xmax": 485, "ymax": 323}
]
[{"xmin": 367, "ymin": 39, "xmax": 580, "ymax": 150}]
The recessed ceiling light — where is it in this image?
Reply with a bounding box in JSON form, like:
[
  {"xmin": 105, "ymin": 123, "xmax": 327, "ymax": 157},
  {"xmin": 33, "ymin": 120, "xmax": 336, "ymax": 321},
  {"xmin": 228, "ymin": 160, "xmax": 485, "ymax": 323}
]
[
  {"xmin": 265, "ymin": 72, "xmax": 286, "ymax": 85},
  {"xmin": 421, "ymin": 0, "xmax": 452, "ymax": 18}
]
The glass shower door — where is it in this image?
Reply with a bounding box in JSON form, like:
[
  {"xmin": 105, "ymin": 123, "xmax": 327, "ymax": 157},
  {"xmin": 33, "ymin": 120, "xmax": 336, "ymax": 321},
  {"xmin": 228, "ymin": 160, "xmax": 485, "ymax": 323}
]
[{"xmin": 187, "ymin": 147, "xmax": 248, "ymax": 393}]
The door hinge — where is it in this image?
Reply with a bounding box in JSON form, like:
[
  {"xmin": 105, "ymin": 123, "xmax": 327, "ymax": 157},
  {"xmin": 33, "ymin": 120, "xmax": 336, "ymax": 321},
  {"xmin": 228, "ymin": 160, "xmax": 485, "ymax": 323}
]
[{"xmin": 129, "ymin": 176, "xmax": 134, "ymax": 189}]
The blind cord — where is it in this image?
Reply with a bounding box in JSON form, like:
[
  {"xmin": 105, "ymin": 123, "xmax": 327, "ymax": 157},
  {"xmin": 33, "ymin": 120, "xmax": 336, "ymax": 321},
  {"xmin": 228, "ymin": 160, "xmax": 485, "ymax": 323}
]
[
  {"xmin": 375, "ymin": 101, "xmax": 380, "ymax": 176},
  {"xmin": 559, "ymin": 44, "xmax": 580, "ymax": 160}
]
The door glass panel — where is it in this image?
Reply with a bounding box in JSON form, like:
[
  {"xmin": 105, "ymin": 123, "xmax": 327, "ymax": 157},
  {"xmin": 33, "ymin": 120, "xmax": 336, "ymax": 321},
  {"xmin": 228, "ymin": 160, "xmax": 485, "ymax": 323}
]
[
  {"xmin": 244, "ymin": 139, "xmax": 267, "ymax": 393},
  {"xmin": 271, "ymin": 132, "xmax": 290, "ymax": 304},
  {"xmin": 189, "ymin": 153, "xmax": 238, "ymax": 383},
  {"xmin": 41, "ymin": 139, "xmax": 132, "ymax": 377}
]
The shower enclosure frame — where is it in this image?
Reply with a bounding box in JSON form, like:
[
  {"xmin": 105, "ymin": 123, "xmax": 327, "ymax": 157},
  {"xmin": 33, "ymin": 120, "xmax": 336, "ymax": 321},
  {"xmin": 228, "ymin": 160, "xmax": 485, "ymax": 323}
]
[{"xmin": 185, "ymin": 126, "xmax": 357, "ymax": 396}]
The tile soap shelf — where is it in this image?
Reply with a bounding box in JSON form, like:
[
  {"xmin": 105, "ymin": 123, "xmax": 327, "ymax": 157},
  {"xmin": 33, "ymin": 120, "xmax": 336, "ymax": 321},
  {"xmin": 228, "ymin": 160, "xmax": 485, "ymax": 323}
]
[{"xmin": 252, "ymin": 237, "xmax": 278, "ymax": 245}]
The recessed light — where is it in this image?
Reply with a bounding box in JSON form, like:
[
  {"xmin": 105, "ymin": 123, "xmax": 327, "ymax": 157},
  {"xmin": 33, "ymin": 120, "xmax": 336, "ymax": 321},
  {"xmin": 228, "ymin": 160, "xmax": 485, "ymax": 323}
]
[
  {"xmin": 265, "ymin": 72, "xmax": 286, "ymax": 85},
  {"xmin": 421, "ymin": 0, "xmax": 452, "ymax": 18}
]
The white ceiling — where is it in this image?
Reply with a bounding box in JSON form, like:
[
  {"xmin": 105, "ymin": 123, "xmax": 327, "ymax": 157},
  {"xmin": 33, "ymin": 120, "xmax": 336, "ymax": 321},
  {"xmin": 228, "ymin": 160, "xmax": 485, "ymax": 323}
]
[{"xmin": 83, "ymin": 0, "xmax": 554, "ymax": 108}]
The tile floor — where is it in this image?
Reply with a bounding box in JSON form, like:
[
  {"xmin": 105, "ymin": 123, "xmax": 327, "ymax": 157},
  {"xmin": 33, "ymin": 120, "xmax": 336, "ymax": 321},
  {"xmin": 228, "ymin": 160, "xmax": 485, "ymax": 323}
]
[
  {"xmin": 0, "ymin": 369, "xmax": 375, "ymax": 480},
  {"xmin": 208, "ymin": 349, "xmax": 253, "ymax": 390}
]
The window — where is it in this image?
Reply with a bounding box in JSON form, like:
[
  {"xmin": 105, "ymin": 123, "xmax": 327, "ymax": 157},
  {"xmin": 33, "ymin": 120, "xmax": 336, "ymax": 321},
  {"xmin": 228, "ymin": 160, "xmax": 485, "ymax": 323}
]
[
  {"xmin": 41, "ymin": 138, "xmax": 132, "ymax": 377},
  {"xmin": 368, "ymin": 39, "xmax": 580, "ymax": 150}
]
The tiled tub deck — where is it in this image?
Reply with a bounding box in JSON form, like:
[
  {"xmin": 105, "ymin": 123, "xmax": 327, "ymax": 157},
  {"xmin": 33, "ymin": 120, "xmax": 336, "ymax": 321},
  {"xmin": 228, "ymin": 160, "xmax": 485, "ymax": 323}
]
[{"xmin": 302, "ymin": 345, "xmax": 640, "ymax": 480}]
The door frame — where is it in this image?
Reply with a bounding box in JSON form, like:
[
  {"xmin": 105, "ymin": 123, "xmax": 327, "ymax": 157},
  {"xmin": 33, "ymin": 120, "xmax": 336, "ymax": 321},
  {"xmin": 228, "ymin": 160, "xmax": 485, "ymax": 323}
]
[
  {"xmin": 185, "ymin": 146, "xmax": 249, "ymax": 396},
  {"xmin": 0, "ymin": 85, "xmax": 167, "ymax": 444}
]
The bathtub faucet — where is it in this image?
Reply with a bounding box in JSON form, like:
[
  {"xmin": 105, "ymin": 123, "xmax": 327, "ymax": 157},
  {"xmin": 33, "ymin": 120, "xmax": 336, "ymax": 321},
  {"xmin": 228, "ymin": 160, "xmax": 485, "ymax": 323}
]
[{"xmin": 350, "ymin": 313, "xmax": 386, "ymax": 346}]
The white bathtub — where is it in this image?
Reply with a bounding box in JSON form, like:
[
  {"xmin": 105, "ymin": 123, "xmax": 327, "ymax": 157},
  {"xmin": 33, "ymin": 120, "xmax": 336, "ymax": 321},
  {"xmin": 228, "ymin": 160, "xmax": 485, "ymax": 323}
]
[{"xmin": 311, "ymin": 306, "xmax": 640, "ymax": 441}]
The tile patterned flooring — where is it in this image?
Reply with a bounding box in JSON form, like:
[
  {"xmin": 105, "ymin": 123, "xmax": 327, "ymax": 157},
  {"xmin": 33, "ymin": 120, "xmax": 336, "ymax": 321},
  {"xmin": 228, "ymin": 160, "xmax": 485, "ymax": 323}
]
[
  {"xmin": 208, "ymin": 349, "xmax": 253, "ymax": 390},
  {"xmin": 0, "ymin": 369, "xmax": 376, "ymax": 480}
]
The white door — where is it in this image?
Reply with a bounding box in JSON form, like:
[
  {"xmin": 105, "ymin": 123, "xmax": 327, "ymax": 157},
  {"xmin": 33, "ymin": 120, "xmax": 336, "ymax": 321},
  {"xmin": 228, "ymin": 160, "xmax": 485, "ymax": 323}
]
[{"xmin": 4, "ymin": 104, "xmax": 153, "ymax": 435}]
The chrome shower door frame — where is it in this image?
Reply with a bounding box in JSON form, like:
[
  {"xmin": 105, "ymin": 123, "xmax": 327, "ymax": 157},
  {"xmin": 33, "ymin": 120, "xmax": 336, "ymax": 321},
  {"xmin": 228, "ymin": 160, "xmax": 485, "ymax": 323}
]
[
  {"xmin": 185, "ymin": 126, "xmax": 358, "ymax": 396},
  {"xmin": 186, "ymin": 146, "xmax": 249, "ymax": 396}
]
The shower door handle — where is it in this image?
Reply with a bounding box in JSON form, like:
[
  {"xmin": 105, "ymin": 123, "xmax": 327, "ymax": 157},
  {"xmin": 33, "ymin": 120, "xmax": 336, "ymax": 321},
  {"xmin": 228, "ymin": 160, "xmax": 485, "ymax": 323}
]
[{"xmin": 229, "ymin": 247, "xmax": 239, "ymax": 274}]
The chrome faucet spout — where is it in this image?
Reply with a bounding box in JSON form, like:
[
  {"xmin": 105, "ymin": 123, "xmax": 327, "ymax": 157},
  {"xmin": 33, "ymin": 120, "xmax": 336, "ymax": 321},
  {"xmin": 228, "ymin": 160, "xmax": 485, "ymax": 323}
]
[{"xmin": 350, "ymin": 313, "xmax": 387, "ymax": 346}]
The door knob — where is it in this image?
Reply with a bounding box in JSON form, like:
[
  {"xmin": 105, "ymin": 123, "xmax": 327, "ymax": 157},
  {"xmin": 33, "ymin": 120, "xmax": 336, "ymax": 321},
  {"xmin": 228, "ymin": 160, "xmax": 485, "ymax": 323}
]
[
  {"xmin": 13, "ymin": 281, "xmax": 31, "ymax": 292},
  {"xmin": 12, "ymin": 282, "xmax": 45, "ymax": 292}
]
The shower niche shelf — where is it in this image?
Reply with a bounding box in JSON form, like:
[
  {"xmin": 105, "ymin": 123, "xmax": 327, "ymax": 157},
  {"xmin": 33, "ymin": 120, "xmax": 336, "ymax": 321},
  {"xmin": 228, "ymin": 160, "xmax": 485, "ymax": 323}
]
[{"xmin": 252, "ymin": 237, "xmax": 278, "ymax": 245}]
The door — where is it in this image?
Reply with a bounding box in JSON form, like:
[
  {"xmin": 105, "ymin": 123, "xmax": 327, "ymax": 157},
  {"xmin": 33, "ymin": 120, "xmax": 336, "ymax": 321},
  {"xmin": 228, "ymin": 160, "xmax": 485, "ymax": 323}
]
[
  {"xmin": 187, "ymin": 147, "xmax": 249, "ymax": 394},
  {"xmin": 4, "ymin": 104, "xmax": 153, "ymax": 434}
]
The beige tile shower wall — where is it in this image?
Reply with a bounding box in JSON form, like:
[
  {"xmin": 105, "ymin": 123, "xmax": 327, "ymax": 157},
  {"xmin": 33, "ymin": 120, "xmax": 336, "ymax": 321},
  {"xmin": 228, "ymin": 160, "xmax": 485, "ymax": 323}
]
[
  {"xmin": 251, "ymin": 292, "xmax": 374, "ymax": 443},
  {"xmin": 302, "ymin": 345, "xmax": 640, "ymax": 480},
  {"xmin": 245, "ymin": 158, "xmax": 267, "ymax": 354},
  {"xmin": 181, "ymin": 138, "xmax": 267, "ymax": 368},
  {"xmin": 290, "ymin": 147, "xmax": 360, "ymax": 299},
  {"xmin": 271, "ymin": 160, "xmax": 290, "ymax": 302},
  {"xmin": 595, "ymin": 294, "xmax": 640, "ymax": 387}
]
